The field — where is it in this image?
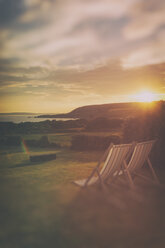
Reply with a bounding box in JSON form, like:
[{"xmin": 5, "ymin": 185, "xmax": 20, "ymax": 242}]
[{"xmin": 0, "ymin": 132, "xmax": 165, "ymax": 248}]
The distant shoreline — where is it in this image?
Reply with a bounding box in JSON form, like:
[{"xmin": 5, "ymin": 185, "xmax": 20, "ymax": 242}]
[
  {"xmin": 0, "ymin": 113, "xmax": 53, "ymax": 116},
  {"xmin": 0, "ymin": 115, "xmax": 77, "ymax": 124},
  {"xmin": 0, "ymin": 101, "xmax": 164, "ymax": 121}
]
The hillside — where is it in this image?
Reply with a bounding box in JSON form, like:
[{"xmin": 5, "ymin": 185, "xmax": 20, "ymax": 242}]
[{"xmin": 37, "ymin": 102, "xmax": 158, "ymax": 120}]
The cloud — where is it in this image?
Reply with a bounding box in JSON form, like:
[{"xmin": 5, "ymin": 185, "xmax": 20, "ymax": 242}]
[
  {"xmin": 0, "ymin": 0, "xmax": 164, "ymax": 71},
  {"xmin": 38, "ymin": 60, "xmax": 165, "ymax": 98},
  {"xmin": 0, "ymin": 0, "xmax": 165, "ymax": 112},
  {"xmin": 122, "ymin": 29, "xmax": 165, "ymax": 67},
  {"xmin": 25, "ymin": 90, "xmax": 50, "ymax": 98},
  {"xmin": 0, "ymin": 0, "xmax": 135, "ymax": 68},
  {"xmin": 0, "ymin": 0, "xmax": 24, "ymax": 27},
  {"xmin": 0, "ymin": 54, "xmax": 164, "ymax": 95},
  {"xmin": 0, "ymin": 61, "xmax": 164, "ymax": 112},
  {"xmin": 123, "ymin": 0, "xmax": 165, "ymax": 40}
]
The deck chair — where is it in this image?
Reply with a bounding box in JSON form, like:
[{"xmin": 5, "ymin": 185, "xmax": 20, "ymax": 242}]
[
  {"xmin": 123, "ymin": 140, "xmax": 160, "ymax": 188},
  {"xmin": 73, "ymin": 143, "xmax": 133, "ymax": 187}
]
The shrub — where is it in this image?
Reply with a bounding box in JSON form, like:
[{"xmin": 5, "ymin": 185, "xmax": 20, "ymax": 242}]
[
  {"xmin": 30, "ymin": 153, "xmax": 56, "ymax": 162},
  {"xmin": 85, "ymin": 117, "xmax": 123, "ymax": 131},
  {"xmin": 71, "ymin": 135, "xmax": 121, "ymax": 151},
  {"xmin": 122, "ymin": 101, "xmax": 165, "ymax": 167},
  {"xmin": 123, "ymin": 102, "xmax": 165, "ymax": 143},
  {"xmin": 0, "ymin": 136, "xmax": 22, "ymax": 146},
  {"xmin": 24, "ymin": 136, "xmax": 60, "ymax": 148},
  {"xmin": 0, "ymin": 135, "xmax": 60, "ymax": 149}
]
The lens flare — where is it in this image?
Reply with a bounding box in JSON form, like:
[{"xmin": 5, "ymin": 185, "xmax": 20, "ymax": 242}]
[
  {"xmin": 21, "ymin": 139, "xmax": 29, "ymax": 154},
  {"xmin": 134, "ymin": 91, "xmax": 156, "ymax": 102}
]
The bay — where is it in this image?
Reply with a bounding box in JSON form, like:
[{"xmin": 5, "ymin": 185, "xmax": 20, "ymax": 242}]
[{"xmin": 0, "ymin": 115, "xmax": 75, "ymax": 123}]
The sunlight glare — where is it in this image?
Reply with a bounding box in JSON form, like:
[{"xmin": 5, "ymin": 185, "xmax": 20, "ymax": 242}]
[{"xmin": 134, "ymin": 91, "xmax": 156, "ymax": 102}]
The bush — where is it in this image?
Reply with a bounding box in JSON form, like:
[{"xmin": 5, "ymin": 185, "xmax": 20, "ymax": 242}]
[
  {"xmin": 85, "ymin": 117, "xmax": 123, "ymax": 131},
  {"xmin": 71, "ymin": 135, "xmax": 121, "ymax": 151},
  {"xmin": 0, "ymin": 136, "xmax": 22, "ymax": 146},
  {"xmin": 24, "ymin": 136, "xmax": 60, "ymax": 148},
  {"xmin": 123, "ymin": 102, "xmax": 165, "ymax": 143},
  {"xmin": 122, "ymin": 101, "xmax": 165, "ymax": 167},
  {"xmin": 0, "ymin": 135, "xmax": 60, "ymax": 149},
  {"xmin": 0, "ymin": 119, "xmax": 88, "ymax": 135},
  {"xmin": 30, "ymin": 153, "xmax": 56, "ymax": 162}
]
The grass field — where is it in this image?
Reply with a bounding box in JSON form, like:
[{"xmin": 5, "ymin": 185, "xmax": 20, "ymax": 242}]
[{"xmin": 0, "ymin": 132, "xmax": 165, "ymax": 248}]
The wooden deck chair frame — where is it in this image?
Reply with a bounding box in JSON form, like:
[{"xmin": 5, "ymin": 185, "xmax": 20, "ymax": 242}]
[
  {"xmin": 73, "ymin": 142, "xmax": 134, "ymax": 188},
  {"xmin": 122, "ymin": 140, "xmax": 160, "ymax": 188}
]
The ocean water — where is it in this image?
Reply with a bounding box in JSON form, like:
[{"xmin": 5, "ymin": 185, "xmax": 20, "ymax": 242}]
[{"xmin": 0, "ymin": 115, "xmax": 75, "ymax": 123}]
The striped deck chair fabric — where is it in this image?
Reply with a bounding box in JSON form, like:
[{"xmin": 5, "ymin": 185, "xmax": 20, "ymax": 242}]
[
  {"xmin": 74, "ymin": 143, "xmax": 133, "ymax": 187},
  {"xmin": 123, "ymin": 140, "xmax": 159, "ymax": 187},
  {"xmin": 127, "ymin": 140, "xmax": 155, "ymax": 172}
]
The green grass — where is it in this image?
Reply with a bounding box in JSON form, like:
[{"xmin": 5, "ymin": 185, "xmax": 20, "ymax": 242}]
[
  {"xmin": 0, "ymin": 132, "xmax": 164, "ymax": 248},
  {"xmin": 21, "ymin": 131, "xmax": 122, "ymax": 149},
  {"xmin": 22, "ymin": 132, "xmax": 74, "ymax": 147},
  {"xmin": 0, "ymin": 133, "xmax": 102, "ymax": 247}
]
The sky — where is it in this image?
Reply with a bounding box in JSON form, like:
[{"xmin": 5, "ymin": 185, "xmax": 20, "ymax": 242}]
[{"xmin": 0, "ymin": 0, "xmax": 165, "ymax": 113}]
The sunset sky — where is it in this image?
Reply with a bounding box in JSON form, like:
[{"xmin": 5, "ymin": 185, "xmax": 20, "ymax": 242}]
[{"xmin": 0, "ymin": 0, "xmax": 165, "ymax": 113}]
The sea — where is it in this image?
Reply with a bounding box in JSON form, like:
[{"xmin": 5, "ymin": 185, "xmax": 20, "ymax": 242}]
[{"xmin": 0, "ymin": 114, "xmax": 75, "ymax": 124}]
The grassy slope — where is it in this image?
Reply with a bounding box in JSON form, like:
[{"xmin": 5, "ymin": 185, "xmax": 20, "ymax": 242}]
[
  {"xmin": 0, "ymin": 132, "xmax": 164, "ymax": 248},
  {"xmin": 0, "ymin": 133, "xmax": 103, "ymax": 247}
]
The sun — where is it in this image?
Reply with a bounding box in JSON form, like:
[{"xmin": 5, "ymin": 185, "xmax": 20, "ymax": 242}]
[{"xmin": 134, "ymin": 91, "xmax": 156, "ymax": 103}]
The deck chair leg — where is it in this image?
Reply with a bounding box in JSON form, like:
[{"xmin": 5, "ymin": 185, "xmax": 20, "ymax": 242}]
[
  {"xmin": 84, "ymin": 143, "xmax": 114, "ymax": 187},
  {"xmin": 147, "ymin": 158, "xmax": 160, "ymax": 184},
  {"xmin": 84, "ymin": 162, "xmax": 101, "ymax": 187},
  {"xmin": 96, "ymin": 168, "xmax": 105, "ymax": 188},
  {"xmin": 123, "ymin": 161, "xmax": 135, "ymax": 189}
]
